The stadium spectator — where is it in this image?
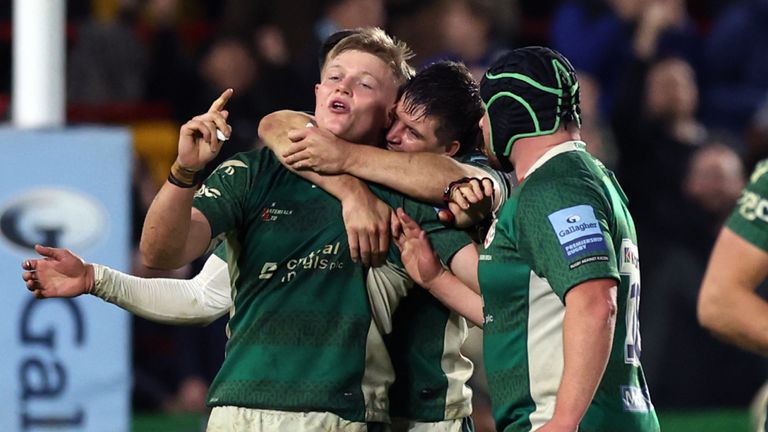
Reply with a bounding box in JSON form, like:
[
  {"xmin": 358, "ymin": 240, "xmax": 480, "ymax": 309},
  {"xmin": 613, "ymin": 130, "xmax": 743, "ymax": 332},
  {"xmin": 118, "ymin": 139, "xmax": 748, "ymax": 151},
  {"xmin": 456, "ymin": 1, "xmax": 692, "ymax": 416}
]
[
  {"xmin": 611, "ymin": 3, "xmax": 707, "ymax": 250},
  {"xmin": 701, "ymin": 0, "xmax": 768, "ymax": 134},
  {"xmin": 292, "ymin": 0, "xmax": 386, "ymax": 111},
  {"xmin": 576, "ymin": 71, "xmax": 618, "ymax": 170},
  {"xmin": 551, "ymin": 0, "xmax": 698, "ymax": 116},
  {"xmin": 746, "ymin": 96, "xmax": 768, "ymax": 171},
  {"xmin": 639, "ymin": 143, "xmax": 765, "ymax": 407},
  {"xmin": 428, "ymin": 0, "xmax": 515, "ymax": 81},
  {"xmin": 67, "ymin": 3, "xmax": 148, "ymax": 104}
]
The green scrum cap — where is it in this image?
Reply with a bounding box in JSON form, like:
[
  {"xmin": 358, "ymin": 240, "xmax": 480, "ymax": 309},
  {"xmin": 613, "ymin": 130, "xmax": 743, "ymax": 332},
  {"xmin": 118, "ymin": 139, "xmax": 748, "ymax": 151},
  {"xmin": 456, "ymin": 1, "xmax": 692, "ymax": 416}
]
[{"xmin": 480, "ymin": 46, "xmax": 581, "ymax": 170}]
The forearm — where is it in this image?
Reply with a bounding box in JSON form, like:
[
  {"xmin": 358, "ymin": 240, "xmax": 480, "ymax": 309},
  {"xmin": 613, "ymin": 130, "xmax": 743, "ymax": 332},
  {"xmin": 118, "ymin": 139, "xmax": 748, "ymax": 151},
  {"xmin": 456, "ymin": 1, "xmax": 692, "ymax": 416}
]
[
  {"xmin": 305, "ymin": 171, "xmax": 374, "ymax": 202},
  {"xmin": 259, "ymin": 110, "xmax": 369, "ymax": 200},
  {"xmin": 423, "ymin": 270, "xmax": 484, "ymax": 327},
  {"xmin": 698, "ymin": 228, "xmax": 768, "ymax": 356},
  {"xmin": 699, "ymin": 281, "xmax": 768, "ymax": 356},
  {"xmin": 259, "ymin": 110, "xmax": 314, "ymax": 156},
  {"xmin": 553, "ymin": 296, "xmax": 616, "ymax": 428},
  {"xmin": 91, "ymin": 258, "xmax": 231, "ymax": 326},
  {"xmin": 347, "ymin": 148, "xmax": 473, "ymax": 205}
]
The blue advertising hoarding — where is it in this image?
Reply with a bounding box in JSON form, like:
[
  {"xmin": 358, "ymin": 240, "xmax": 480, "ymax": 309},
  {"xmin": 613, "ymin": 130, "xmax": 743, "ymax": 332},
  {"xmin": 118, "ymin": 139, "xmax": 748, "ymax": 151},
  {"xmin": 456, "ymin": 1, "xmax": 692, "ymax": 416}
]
[{"xmin": 0, "ymin": 127, "xmax": 131, "ymax": 431}]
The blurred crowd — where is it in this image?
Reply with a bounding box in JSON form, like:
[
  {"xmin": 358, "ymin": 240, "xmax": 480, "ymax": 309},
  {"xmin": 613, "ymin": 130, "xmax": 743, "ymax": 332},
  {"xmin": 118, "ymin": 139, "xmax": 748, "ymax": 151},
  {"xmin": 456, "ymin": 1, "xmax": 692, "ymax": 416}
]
[{"xmin": 2, "ymin": 0, "xmax": 768, "ymax": 421}]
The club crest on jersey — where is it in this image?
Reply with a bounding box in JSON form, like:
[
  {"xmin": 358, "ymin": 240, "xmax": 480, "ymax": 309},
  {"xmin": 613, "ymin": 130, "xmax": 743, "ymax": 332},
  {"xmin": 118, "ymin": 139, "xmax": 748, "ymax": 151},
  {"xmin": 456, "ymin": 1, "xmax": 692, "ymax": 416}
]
[
  {"xmin": 216, "ymin": 160, "xmax": 248, "ymax": 176},
  {"xmin": 194, "ymin": 184, "xmax": 222, "ymax": 199},
  {"xmin": 547, "ymin": 204, "xmax": 608, "ymax": 262}
]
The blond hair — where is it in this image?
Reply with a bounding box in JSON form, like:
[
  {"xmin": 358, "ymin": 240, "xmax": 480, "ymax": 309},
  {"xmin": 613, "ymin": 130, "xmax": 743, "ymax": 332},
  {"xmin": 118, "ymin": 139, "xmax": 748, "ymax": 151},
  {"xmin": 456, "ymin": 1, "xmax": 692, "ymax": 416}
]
[{"xmin": 325, "ymin": 27, "xmax": 415, "ymax": 87}]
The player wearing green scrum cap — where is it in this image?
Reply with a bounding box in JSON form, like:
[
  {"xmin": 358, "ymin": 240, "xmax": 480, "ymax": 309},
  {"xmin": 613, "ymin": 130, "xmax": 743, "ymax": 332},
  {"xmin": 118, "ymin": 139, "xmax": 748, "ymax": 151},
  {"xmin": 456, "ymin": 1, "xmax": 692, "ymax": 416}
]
[{"xmin": 393, "ymin": 46, "xmax": 660, "ymax": 432}]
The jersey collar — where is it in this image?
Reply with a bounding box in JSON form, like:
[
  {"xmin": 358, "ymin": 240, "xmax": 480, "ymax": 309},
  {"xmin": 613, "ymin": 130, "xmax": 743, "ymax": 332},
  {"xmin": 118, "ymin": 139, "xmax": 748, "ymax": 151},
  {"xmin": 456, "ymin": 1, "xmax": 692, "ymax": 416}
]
[{"xmin": 521, "ymin": 140, "xmax": 586, "ymax": 181}]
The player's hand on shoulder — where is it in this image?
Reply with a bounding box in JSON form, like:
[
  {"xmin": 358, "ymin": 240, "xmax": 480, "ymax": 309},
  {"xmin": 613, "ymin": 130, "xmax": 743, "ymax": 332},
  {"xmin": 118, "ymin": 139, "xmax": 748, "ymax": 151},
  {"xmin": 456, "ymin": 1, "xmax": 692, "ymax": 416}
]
[{"xmin": 284, "ymin": 126, "xmax": 350, "ymax": 174}]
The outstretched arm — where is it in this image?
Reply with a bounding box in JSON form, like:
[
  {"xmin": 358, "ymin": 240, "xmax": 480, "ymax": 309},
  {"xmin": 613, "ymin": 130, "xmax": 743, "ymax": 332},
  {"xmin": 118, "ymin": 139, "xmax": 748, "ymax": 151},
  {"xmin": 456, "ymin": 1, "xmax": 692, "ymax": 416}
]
[
  {"xmin": 698, "ymin": 228, "xmax": 768, "ymax": 356},
  {"xmin": 22, "ymin": 245, "xmax": 231, "ymax": 326},
  {"xmin": 393, "ymin": 208, "xmax": 484, "ymax": 326},
  {"xmin": 141, "ymin": 89, "xmax": 233, "ymax": 269},
  {"xmin": 259, "ymin": 110, "xmax": 390, "ymax": 267}
]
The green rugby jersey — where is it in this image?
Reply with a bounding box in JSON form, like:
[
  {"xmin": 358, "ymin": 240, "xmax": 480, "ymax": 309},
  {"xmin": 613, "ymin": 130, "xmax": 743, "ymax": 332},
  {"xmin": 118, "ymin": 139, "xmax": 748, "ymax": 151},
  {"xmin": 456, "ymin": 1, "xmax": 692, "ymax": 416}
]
[
  {"xmin": 192, "ymin": 147, "xmax": 471, "ymax": 423},
  {"xmin": 726, "ymin": 159, "xmax": 768, "ymax": 251},
  {"xmin": 383, "ymin": 267, "xmax": 473, "ymax": 422},
  {"xmin": 478, "ymin": 142, "xmax": 659, "ymax": 432},
  {"xmin": 382, "ymin": 151, "xmax": 512, "ymax": 422}
]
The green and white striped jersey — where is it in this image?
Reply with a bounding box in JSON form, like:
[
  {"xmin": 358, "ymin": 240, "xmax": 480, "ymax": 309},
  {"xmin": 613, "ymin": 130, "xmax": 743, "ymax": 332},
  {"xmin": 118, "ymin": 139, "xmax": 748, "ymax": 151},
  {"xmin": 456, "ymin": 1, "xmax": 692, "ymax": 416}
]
[
  {"xmin": 192, "ymin": 147, "xmax": 471, "ymax": 423},
  {"xmin": 478, "ymin": 142, "xmax": 660, "ymax": 432}
]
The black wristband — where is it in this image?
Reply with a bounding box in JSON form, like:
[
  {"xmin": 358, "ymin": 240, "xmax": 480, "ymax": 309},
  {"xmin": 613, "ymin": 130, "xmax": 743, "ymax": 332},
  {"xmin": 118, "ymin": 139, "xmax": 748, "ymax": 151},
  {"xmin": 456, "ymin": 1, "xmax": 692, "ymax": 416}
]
[
  {"xmin": 167, "ymin": 172, "xmax": 198, "ymax": 188},
  {"xmin": 443, "ymin": 177, "xmax": 475, "ymax": 202}
]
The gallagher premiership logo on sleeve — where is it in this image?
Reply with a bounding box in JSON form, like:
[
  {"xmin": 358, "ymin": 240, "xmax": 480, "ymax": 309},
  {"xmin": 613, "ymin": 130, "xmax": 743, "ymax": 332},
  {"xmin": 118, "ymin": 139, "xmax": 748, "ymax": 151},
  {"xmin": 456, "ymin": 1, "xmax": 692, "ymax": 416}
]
[{"xmin": 548, "ymin": 204, "xmax": 609, "ymax": 269}]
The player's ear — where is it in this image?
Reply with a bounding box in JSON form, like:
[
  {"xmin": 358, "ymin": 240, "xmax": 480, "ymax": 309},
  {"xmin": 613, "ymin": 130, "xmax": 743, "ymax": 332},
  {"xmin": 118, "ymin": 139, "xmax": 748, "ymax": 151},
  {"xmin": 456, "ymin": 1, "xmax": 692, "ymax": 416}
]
[
  {"xmin": 386, "ymin": 104, "xmax": 397, "ymax": 129},
  {"xmin": 445, "ymin": 140, "xmax": 460, "ymax": 157}
]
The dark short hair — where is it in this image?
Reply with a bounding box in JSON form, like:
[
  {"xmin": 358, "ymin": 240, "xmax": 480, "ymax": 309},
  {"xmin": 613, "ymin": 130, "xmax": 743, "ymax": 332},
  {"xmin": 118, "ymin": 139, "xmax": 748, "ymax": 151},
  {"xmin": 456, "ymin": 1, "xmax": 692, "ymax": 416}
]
[{"xmin": 399, "ymin": 61, "xmax": 484, "ymax": 156}]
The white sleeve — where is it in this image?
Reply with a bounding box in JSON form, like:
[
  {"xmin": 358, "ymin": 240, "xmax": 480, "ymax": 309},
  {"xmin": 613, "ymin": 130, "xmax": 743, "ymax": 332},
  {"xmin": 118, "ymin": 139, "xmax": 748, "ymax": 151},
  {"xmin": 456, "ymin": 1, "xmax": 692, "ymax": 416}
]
[{"xmin": 90, "ymin": 254, "xmax": 233, "ymax": 326}]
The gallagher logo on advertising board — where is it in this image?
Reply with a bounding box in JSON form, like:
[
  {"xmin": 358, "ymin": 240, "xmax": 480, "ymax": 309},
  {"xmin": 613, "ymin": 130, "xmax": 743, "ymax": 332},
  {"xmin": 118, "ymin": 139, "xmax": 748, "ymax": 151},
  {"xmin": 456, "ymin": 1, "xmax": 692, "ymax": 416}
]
[{"xmin": 0, "ymin": 188, "xmax": 107, "ymax": 252}]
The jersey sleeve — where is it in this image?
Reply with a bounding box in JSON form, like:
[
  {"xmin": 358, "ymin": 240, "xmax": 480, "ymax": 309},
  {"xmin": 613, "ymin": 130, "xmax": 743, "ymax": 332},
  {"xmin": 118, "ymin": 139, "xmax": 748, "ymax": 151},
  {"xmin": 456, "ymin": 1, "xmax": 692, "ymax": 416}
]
[
  {"xmin": 91, "ymin": 252, "xmax": 232, "ymax": 325},
  {"xmin": 726, "ymin": 159, "xmax": 768, "ymax": 252},
  {"xmin": 517, "ymin": 177, "xmax": 619, "ymax": 301},
  {"xmin": 399, "ymin": 198, "xmax": 473, "ymax": 266},
  {"xmin": 192, "ymin": 151, "xmax": 260, "ymax": 239}
]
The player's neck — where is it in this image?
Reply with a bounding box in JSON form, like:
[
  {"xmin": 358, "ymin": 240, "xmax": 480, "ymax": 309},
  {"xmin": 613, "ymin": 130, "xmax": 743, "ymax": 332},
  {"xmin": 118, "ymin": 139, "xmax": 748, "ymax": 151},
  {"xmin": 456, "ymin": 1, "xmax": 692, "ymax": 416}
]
[{"xmin": 512, "ymin": 128, "xmax": 580, "ymax": 182}]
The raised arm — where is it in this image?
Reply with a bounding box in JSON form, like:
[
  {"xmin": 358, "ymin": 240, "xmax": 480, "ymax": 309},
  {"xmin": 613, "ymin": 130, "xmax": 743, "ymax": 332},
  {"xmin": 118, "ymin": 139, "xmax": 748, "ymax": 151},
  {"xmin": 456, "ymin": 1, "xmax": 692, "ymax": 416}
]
[
  {"xmin": 259, "ymin": 110, "xmax": 390, "ymax": 267},
  {"xmin": 698, "ymin": 227, "xmax": 768, "ymax": 356},
  {"xmin": 22, "ymin": 245, "xmax": 232, "ymax": 326},
  {"xmin": 140, "ymin": 89, "xmax": 233, "ymax": 269}
]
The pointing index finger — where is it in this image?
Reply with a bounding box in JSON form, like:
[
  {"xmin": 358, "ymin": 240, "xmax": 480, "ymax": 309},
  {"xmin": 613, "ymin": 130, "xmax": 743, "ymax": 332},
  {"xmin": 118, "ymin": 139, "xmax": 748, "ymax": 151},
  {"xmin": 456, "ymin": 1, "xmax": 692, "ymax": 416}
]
[{"xmin": 209, "ymin": 88, "xmax": 234, "ymax": 113}]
